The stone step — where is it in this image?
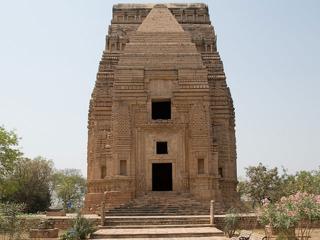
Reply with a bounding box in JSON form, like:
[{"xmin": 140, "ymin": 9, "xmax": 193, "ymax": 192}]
[
  {"xmin": 106, "ymin": 212, "xmax": 209, "ymax": 216},
  {"xmin": 104, "ymin": 216, "xmax": 210, "ymax": 226},
  {"xmin": 108, "ymin": 209, "xmax": 208, "ymax": 212},
  {"xmin": 119, "ymin": 203, "xmax": 207, "ymax": 206},
  {"xmin": 99, "ymin": 224, "xmax": 213, "ymax": 229},
  {"xmin": 111, "ymin": 206, "xmax": 207, "ymax": 209},
  {"xmin": 104, "ymin": 192, "xmax": 211, "ymax": 218},
  {"xmin": 108, "ymin": 208, "xmax": 209, "ymax": 212},
  {"xmin": 107, "ymin": 210, "xmax": 209, "ymax": 213},
  {"xmin": 106, "ymin": 211, "xmax": 210, "ymax": 216},
  {"xmin": 91, "ymin": 227, "xmax": 224, "ymax": 239},
  {"xmin": 114, "ymin": 204, "xmax": 209, "ymax": 210},
  {"xmin": 114, "ymin": 204, "xmax": 206, "ymax": 207},
  {"xmin": 110, "ymin": 205, "xmax": 207, "ymax": 208},
  {"xmin": 114, "ymin": 206, "xmax": 208, "ymax": 210},
  {"xmin": 105, "ymin": 220, "xmax": 209, "ymax": 225},
  {"xmin": 109, "ymin": 208, "xmax": 208, "ymax": 211},
  {"xmin": 128, "ymin": 202, "xmax": 206, "ymax": 203},
  {"xmin": 92, "ymin": 238, "xmax": 227, "ymax": 240}
]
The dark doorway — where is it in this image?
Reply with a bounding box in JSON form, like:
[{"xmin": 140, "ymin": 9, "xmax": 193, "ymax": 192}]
[
  {"xmin": 152, "ymin": 163, "xmax": 172, "ymax": 191},
  {"xmin": 152, "ymin": 100, "xmax": 171, "ymax": 120}
]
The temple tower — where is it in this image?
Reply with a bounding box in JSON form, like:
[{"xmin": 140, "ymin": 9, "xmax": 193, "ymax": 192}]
[{"xmin": 84, "ymin": 3, "xmax": 238, "ymax": 212}]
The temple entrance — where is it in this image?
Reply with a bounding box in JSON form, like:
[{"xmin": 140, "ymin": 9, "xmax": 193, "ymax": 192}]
[{"xmin": 152, "ymin": 163, "xmax": 172, "ymax": 191}]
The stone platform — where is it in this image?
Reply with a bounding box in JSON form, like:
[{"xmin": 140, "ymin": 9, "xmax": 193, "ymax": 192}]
[
  {"xmin": 92, "ymin": 238, "xmax": 227, "ymax": 240},
  {"xmin": 91, "ymin": 213, "xmax": 225, "ymax": 239},
  {"xmin": 92, "ymin": 223, "xmax": 225, "ymax": 239},
  {"xmin": 90, "ymin": 191, "xmax": 226, "ymax": 239}
]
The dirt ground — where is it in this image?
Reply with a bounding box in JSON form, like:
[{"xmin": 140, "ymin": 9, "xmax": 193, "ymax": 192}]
[
  {"xmin": 253, "ymin": 228, "xmax": 320, "ymax": 239},
  {"xmin": 0, "ymin": 230, "xmax": 66, "ymax": 240},
  {"xmin": 1, "ymin": 229, "xmax": 320, "ymax": 239}
]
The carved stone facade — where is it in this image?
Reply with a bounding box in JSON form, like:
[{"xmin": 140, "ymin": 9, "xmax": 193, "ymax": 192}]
[{"xmin": 84, "ymin": 3, "xmax": 238, "ymax": 212}]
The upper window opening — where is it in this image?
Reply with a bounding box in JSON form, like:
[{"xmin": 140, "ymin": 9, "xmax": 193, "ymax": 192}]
[
  {"xmin": 156, "ymin": 141, "xmax": 168, "ymax": 154},
  {"xmin": 152, "ymin": 100, "xmax": 171, "ymax": 120},
  {"xmin": 120, "ymin": 160, "xmax": 127, "ymax": 176},
  {"xmin": 101, "ymin": 166, "xmax": 106, "ymax": 179},
  {"xmin": 198, "ymin": 159, "xmax": 204, "ymax": 174}
]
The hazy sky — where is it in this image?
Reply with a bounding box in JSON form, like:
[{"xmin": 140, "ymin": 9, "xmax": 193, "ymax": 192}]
[{"xmin": 0, "ymin": 0, "xmax": 319, "ymax": 177}]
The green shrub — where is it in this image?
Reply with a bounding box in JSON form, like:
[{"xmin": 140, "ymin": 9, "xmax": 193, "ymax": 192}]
[
  {"xmin": 223, "ymin": 208, "xmax": 240, "ymax": 237},
  {"xmin": 258, "ymin": 192, "xmax": 320, "ymax": 240},
  {"xmin": 0, "ymin": 202, "xmax": 27, "ymax": 240},
  {"xmin": 60, "ymin": 213, "xmax": 96, "ymax": 240}
]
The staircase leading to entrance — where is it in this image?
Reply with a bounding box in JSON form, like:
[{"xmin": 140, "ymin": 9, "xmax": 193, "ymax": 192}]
[
  {"xmin": 90, "ymin": 192, "xmax": 226, "ymax": 239},
  {"xmin": 106, "ymin": 192, "xmax": 210, "ymax": 216}
]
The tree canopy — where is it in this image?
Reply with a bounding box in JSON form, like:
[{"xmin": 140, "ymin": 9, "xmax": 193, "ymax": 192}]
[
  {"xmin": 0, "ymin": 125, "xmax": 86, "ymax": 213},
  {"xmin": 0, "ymin": 127, "xmax": 22, "ymax": 182},
  {"xmin": 240, "ymin": 163, "xmax": 282, "ymax": 206},
  {"xmin": 52, "ymin": 169, "xmax": 86, "ymax": 211},
  {"xmin": 238, "ymin": 163, "xmax": 320, "ymax": 207},
  {"xmin": 4, "ymin": 156, "xmax": 54, "ymax": 212}
]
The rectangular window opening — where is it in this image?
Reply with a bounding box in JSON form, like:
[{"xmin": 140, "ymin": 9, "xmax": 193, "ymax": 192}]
[
  {"xmin": 156, "ymin": 141, "xmax": 168, "ymax": 154},
  {"xmin": 152, "ymin": 100, "xmax": 171, "ymax": 120},
  {"xmin": 197, "ymin": 15, "xmax": 205, "ymax": 21},
  {"xmin": 101, "ymin": 166, "xmax": 106, "ymax": 179},
  {"xmin": 198, "ymin": 159, "xmax": 204, "ymax": 174},
  {"xmin": 120, "ymin": 160, "xmax": 127, "ymax": 176},
  {"xmin": 219, "ymin": 167, "xmax": 223, "ymax": 178},
  {"xmin": 187, "ymin": 14, "xmax": 194, "ymax": 20},
  {"xmin": 116, "ymin": 16, "xmax": 124, "ymax": 21}
]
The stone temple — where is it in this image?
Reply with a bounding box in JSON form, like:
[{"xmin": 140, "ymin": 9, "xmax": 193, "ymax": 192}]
[{"xmin": 84, "ymin": 3, "xmax": 238, "ymax": 213}]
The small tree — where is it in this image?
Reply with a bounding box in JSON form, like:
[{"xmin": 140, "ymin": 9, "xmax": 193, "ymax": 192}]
[
  {"xmin": 288, "ymin": 170, "xmax": 320, "ymax": 195},
  {"xmin": 241, "ymin": 163, "xmax": 282, "ymax": 207},
  {"xmin": 223, "ymin": 208, "xmax": 240, "ymax": 237},
  {"xmin": 52, "ymin": 169, "xmax": 86, "ymax": 212},
  {"xmin": 5, "ymin": 156, "xmax": 54, "ymax": 213},
  {"xmin": 0, "ymin": 126, "xmax": 22, "ymax": 199}
]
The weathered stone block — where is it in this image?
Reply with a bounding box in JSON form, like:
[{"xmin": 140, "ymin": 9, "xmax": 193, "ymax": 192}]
[
  {"xmin": 29, "ymin": 228, "xmax": 59, "ymax": 238},
  {"xmin": 46, "ymin": 210, "xmax": 66, "ymax": 217}
]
